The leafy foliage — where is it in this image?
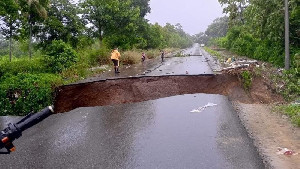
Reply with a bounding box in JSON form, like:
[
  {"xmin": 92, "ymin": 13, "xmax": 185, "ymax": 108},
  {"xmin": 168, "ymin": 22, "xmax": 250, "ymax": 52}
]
[
  {"xmin": 241, "ymin": 70, "xmax": 252, "ymax": 91},
  {"xmin": 216, "ymin": 26, "xmax": 285, "ymax": 66},
  {"xmin": 218, "ymin": 0, "xmax": 247, "ymax": 26},
  {"xmin": 0, "ymin": 73, "xmax": 62, "ymax": 115},
  {"xmin": 277, "ymin": 104, "xmax": 300, "ymax": 127},
  {"xmin": 214, "ymin": 0, "xmax": 299, "ymax": 68},
  {"xmin": 44, "ymin": 40, "xmax": 78, "ymax": 73},
  {"xmin": 80, "ymin": 42, "xmax": 110, "ymax": 66},
  {"xmin": 38, "ymin": 0, "xmax": 85, "ymax": 48},
  {"xmin": 0, "ymin": 57, "xmax": 47, "ymax": 78},
  {"xmin": 278, "ymin": 69, "xmax": 300, "ymax": 100}
]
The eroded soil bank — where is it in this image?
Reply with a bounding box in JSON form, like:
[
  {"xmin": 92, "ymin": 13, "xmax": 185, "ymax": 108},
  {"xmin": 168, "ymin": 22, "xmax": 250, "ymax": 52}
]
[{"xmin": 54, "ymin": 74, "xmax": 282, "ymax": 113}]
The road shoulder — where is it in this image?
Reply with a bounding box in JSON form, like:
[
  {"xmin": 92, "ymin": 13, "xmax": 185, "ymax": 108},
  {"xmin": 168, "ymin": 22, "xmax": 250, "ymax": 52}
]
[{"xmin": 233, "ymin": 102, "xmax": 300, "ymax": 169}]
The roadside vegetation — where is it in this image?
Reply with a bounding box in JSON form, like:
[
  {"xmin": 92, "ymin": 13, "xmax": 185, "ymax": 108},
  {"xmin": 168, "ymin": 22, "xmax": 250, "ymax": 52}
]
[
  {"xmin": 277, "ymin": 104, "xmax": 300, "ymax": 126},
  {"xmin": 197, "ymin": 0, "xmax": 299, "ymax": 126},
  {"xmin": 0, "ymin": 0, "xmax": 193, "ymax": 115}
]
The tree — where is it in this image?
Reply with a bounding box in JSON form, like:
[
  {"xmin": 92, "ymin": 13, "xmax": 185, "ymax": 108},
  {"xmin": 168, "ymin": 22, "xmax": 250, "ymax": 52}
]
[
  {"xmin": 216, "ymin": 0, "xmax": 299, "ymax": 67},
  {"xmin": 218, "ymin": 0, "xmax": 248, "ymax": 26},
  {"xmin": 80, "ymin": 0, "xmax": 119, "ymax": 41},
  {"xmin": 37, "ymin": 0, "xmax": 85, "ymax": 48},
  {"xmin": 131, "ymin": 0, "xmax": 151, "ymax": 17},
  {"xmin": 244, "ymin": 0, "xmax": 283, "ymax": 41},
  {"xmin": 145, "ymin": 23, "xmax": 165, "ymax": 48},
  {"xmin": 290, "ymin": 0, "xmax": 300, "ymax": 48},
  {"xmin": 205, "ymin": 16, "xmax": 229, "ymax": 38},
  {"xmin": 0, "ymin": 0, "xmax": 20, "ymax": 61},
  {"xmin": 80, "ymin": 0, "xmax": 141, "ymax": 49},
  {"xmin": 19, "ymin": 0, "xmax": 49, "ymax": 58}
]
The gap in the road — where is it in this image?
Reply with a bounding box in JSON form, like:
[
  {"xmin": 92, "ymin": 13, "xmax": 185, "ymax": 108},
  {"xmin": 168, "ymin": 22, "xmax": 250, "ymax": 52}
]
[{"xmin": 54, "ymin": 74, "xmax": 283, "ymax": 113}]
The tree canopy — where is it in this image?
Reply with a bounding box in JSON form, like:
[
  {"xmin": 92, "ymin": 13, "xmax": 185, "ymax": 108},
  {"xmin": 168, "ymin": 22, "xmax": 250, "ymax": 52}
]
[
  {"xmin": 214, "ymin": 0, "xmax": 299, "ymax": 67},
  {"xmin": 0, "ymin": 0, "xmax": 192, "ymax": 55}
]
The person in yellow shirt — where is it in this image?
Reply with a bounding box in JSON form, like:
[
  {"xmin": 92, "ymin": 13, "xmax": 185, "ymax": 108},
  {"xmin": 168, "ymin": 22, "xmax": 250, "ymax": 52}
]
[{"xmin": 111, "ymin": 48, "xmax": 121, "ymax": 73}]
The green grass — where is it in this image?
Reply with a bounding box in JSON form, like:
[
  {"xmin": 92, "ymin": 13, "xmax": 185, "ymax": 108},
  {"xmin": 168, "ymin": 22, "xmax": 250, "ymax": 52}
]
[
  {"xmin": 277, "ymin": 104, "xmax": 300, "ymax": 127},
  {"xmin": 204, "ymin": 47, "xmax": 224, "ymax": 62}
]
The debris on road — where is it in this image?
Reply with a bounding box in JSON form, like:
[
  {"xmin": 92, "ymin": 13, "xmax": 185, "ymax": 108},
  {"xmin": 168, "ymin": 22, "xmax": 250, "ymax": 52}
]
[
  {"xmin": 190, "ymin": 102, "xmax": 217, "ymax": 113},
  {"xmin": 222, "ymin": 59, "xmax": 258, "ymax": 72},
  {"xmin": 277, "ymin": 147, "xmax": 299, "ymax": 156}
]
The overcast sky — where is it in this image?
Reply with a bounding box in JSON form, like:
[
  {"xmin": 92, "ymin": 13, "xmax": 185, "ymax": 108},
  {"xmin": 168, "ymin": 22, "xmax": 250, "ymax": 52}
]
[{"xmin": 145, "ymin": 0, "xmax": 225, "ymax": 35}]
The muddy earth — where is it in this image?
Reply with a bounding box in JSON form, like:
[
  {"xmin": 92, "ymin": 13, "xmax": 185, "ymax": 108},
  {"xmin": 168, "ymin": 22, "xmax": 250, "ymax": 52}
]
[{"xmin": 54, "ymin": 74, "xmax": 281, "ymax": 113}]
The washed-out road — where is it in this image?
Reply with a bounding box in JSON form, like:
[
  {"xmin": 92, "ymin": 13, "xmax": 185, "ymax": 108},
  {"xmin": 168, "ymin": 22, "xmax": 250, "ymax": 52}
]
[{"xmin": 0, "ymin": 44, "xmax": 265, "ymax": 169}]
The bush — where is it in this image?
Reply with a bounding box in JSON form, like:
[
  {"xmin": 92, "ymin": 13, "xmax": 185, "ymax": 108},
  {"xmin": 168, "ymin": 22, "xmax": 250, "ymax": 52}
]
[
  {"xmin": 0, "ymin": 73, "xmax": 62, "ymax": 115},
  {"xmin": 60, "ymin": 62, "xmax": 91, "ymax": 84},
  {"xmin": 225, "ymin": 26, "xmax": 241, "ymax": 49},
  {"xmin": 214, "ymin": 37, "xmax": 228, "ymax": 48},
  {"xmin": 78, "ymin": 41, "xmax": 110, "ymax": 67},
  {"xmin": 231, "ymin": 32, "xmax": 258, "ymax": 57},
  {"xmin": 0, "ymin": 57, "xmax": 47, "ymax": 78},
  {"xmin": 279, "ymin": 69, "xmax": 300, "ymax": 100},
  {"xmin": 145, "ymin": 49, "xmax": 160, "ymax": 59},
  {"xmin": 120, "ymin": 50, "xmax": 142, "ymax": 65},
  {"xmin": 44, "ymin": 40, "xmax": 78, "ymax": 73},
  {"xmin": 88, "ymin": 47, "xmax": 110, "ymax": 66},
  {"xmin": 241, "ymin": 70, "xmax": 253, "ymax": 91},
  {"xmin": 291, "ymin": 51, "xmax": 300, "ymax": 68}
]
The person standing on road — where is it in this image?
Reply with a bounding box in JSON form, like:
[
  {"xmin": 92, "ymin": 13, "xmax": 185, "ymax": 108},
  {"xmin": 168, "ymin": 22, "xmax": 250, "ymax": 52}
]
[
  {"xmin": 111, "ymin": 47, "xmax": 121, "ymax": 73},
  {"xmin": 161, "ymin": 50, "xmax": 165, "ymax": 62},
  {"xmin": 141, "ymin": 52, "xmax": 146, "ymax": 62}
]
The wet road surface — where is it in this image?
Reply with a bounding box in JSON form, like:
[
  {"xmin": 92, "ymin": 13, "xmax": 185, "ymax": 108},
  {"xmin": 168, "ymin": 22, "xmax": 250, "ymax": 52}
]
[
  {"xmin": 0, "ymin": 44, "xmax": 264, "ymax": 168},
  {"xmin": 146, "ymin": 56, "xmax": 213, "ymax": 76},
  {"xmin": 0, "ymin": 94, "xmax": 264, "ymax": 168},
  {"xmin": 79, "ymin": 44, "xmax": 213, "ymax": 83}
]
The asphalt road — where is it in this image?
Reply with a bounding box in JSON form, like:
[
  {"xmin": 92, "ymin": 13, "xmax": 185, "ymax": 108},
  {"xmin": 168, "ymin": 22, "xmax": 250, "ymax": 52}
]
[{"xmin": 0, "ymin": 44, "xmax": 265, "ymax": 168}]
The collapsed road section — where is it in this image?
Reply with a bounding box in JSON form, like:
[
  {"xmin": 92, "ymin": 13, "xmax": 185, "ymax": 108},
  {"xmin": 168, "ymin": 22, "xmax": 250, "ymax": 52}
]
[{"xmin": 54, "ymin": 74, "xmax": 281, "ymax": 113}]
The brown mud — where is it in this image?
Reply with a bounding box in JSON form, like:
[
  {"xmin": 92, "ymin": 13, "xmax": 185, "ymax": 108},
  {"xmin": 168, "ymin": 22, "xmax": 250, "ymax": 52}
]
[{"xmin": 54, "ymin": 74, "xmax": 283, "ymax": 113}]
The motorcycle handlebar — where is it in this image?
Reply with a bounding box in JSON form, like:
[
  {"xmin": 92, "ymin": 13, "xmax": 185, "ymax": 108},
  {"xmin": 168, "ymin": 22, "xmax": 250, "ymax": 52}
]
[
  {"xmin": 0, "ymin": 106, "xmax": 54, "ymax": 153},
  {"xmin": 16, "ymin": 106, "xmax": 54, "ymax": 132}
]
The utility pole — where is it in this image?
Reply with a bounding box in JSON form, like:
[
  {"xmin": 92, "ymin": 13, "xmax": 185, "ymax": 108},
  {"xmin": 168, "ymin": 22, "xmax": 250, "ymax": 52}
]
[{"xmin": 285, "ymin": 0, "xmax": 290, "ymax": 70}]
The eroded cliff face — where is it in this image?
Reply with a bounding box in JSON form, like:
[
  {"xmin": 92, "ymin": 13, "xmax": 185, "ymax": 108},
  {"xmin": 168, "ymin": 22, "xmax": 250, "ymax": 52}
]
[{"xmin": 54, "ymin": 74, "xmax": 283, "ymax": 113}]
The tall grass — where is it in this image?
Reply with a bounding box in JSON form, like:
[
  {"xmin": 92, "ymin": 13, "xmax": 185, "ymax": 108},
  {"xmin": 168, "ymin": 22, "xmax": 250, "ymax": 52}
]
[{"xmin": 121, "ymin": 50, "xmax": 142, "ymax": 64}]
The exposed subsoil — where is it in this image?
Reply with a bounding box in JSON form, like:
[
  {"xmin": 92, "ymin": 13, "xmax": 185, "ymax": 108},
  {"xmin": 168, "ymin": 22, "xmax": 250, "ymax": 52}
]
[{"xmin": 54, "ymin": 74, "xmax": 282, "ymax": 113}]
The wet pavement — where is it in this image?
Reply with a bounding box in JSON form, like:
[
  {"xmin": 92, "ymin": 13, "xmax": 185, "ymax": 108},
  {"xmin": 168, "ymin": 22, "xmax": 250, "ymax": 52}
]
[
  {"xmin": 79, "ymin": 44, "xmax": 213, "ymax": 83},
  {"xmin": 0, "ymin": 94, "xmax": 264, "ymax": 168},
  {"xmin": 146, "ymin": 56, "xmax": 213, "ymax": 76},
  {"xmin": 0, "ymin": 44, "xmax": 265, "ymax": 168}
]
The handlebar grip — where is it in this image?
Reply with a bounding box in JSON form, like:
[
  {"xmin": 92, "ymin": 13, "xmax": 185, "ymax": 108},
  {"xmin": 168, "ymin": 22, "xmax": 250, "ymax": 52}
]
[
  {"xmin": 1, "ymin": 106, "xmax": 54, "ymax": 152},
  {"xmin": 16, "ymin": 106, "xmax": 54, "ymax": 132}
]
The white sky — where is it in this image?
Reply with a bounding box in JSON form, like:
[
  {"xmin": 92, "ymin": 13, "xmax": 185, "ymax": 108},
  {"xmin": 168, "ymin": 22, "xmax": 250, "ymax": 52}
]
[{"xmin": 145, "ymin": 0, "xmax": 224, "ymax": 35}]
